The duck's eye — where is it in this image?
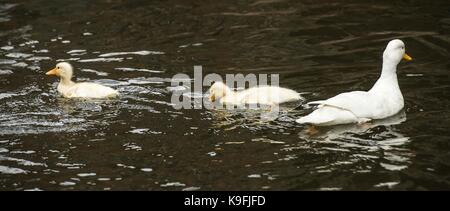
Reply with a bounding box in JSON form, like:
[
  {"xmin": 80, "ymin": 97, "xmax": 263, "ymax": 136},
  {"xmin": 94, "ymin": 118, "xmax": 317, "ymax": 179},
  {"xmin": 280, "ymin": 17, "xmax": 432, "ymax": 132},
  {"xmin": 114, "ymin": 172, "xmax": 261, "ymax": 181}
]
[{"xmin": 57, "ymin": 67, "xmax": 60, "ymax": 69}]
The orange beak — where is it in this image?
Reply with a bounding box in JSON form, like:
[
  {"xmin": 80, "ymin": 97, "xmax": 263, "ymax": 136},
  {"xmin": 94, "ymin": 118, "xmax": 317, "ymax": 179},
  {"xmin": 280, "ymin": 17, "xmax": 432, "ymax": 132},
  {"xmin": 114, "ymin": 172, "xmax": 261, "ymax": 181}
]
[
  {"xmin": 403, "ymin": 53, "xmax": 412, "ymax": 61},
  {"xmin": 46, "ymin": 67, "xmax": 59, "ymax": 76},
  {"xmin": 209, "ymin": 94, "xmax": 216, "ymax": 102}
]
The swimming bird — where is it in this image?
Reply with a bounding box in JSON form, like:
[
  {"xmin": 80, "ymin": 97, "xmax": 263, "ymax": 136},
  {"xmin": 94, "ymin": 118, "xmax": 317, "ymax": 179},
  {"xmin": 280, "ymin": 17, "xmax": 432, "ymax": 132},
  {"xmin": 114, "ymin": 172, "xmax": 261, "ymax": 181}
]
[
  {"xmin": 296, "ymin": 39, "xmax": 412, "ymax": 126},
  {"xmin": 208, "ymin": 81, "xmax": 302, "ymax": 106},
  {"xmin": 46, "ymin": 62, "xmax": 119, "ymax": 99}
]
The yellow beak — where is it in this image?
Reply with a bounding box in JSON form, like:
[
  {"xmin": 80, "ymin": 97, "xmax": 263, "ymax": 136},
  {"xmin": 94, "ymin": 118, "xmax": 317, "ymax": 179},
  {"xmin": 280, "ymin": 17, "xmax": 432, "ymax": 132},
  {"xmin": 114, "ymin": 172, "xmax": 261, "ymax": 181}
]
[
  {"xmin": 46, "ymin": 67, "xmax": 59, "ymax": 76},
  {"xmin": 209, "ymin": 94, "xmax": 216, "ymax": 102},
  {"xmin": 403, "ymin": 53, "xmax": 412, "ymax": 61}
]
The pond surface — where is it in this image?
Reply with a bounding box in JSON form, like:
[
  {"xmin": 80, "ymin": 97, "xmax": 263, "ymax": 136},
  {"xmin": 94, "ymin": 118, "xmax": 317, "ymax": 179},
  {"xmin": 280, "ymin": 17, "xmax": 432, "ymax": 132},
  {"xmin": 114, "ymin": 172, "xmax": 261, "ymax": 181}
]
[{"xmin": 0, "ymin": 0, "xmax": 449, "ymax": 190}]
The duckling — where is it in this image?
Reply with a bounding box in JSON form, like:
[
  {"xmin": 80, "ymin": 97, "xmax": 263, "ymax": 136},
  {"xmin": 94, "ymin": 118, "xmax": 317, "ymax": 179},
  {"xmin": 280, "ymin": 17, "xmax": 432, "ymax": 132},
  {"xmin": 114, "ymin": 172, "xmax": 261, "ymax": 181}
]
[
  {"xmin": 208, "ymin": 81, "xmax": 302, "ymax": 106},
  {"xmin": 46, "ymin": 62, "xmax": 119, "ymax": 99}
]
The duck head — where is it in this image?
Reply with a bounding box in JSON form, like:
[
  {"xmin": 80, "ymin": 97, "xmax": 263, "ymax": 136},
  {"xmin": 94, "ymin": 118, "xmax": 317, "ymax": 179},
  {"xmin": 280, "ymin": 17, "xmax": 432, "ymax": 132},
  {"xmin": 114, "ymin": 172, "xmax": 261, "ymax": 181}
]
[
  {"xmin": 46, "ymin": 62, "xmax": 73, "ymax": 81},
  {"xmin": 383, "ymin": 39, "xmax": 412, "ymax": 68},
  {"xmin": 208, "ymin": 81, "xmax": 233, "ymax": 102}
]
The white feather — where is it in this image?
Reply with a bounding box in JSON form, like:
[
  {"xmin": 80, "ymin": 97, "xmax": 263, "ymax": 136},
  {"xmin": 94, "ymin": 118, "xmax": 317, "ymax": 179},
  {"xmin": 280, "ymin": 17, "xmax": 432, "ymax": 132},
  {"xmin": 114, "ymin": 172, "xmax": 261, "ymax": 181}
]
[
  {"xmin": 297, "ymin": 39, "xmax": 410, "ymax": 126},
  {"xmin": 209, "ymin": 82, "xmax": 302, "ymax": 106},
  {"xmin": 59, "ymin": 82, "xmax": 119, "ymax": 99},
  {"xmin": 48, "ymin": 62, "xmax": 119, "ymax": 99}
]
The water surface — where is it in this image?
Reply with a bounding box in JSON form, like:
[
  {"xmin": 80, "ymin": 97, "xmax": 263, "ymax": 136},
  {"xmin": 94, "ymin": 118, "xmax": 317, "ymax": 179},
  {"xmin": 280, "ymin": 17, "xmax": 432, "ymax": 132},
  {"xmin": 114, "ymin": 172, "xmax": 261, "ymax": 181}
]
[{"xmin": 0, "ymin": 0, "xmax": 449, "ymax": 190}]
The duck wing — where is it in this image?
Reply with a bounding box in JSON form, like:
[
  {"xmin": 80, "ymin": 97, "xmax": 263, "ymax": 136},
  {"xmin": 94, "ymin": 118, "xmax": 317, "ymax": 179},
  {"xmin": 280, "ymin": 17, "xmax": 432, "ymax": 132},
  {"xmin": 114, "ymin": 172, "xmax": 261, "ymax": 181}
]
[
  {"xmin": 239, "ymin": 86, "xmax": 302, "ymax": 105},
  {"xmin": 68, "ymin": 83, "xmax": 118, "ymax": 98},
  {"xmin": 307, "ymin": 91, "xmax": 378, "ymax": 118}
]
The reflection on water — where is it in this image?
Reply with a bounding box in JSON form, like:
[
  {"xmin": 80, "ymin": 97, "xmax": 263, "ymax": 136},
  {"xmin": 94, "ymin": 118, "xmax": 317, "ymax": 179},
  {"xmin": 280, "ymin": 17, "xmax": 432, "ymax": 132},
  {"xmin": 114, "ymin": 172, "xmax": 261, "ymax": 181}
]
[
  {"xmin": 300, "ymin": 111, "xmax": 412, "ymax": 174},
  {"xmin": 302, "ymin": 110, "xmax": 407, "ymax": 140},
  {"xmin": 208, "ymin": 102, "xmax": 303, "ymax": 131},
  {"xmin": 0, "ymin": 0, "xmax": 450, "ymax": 190}
]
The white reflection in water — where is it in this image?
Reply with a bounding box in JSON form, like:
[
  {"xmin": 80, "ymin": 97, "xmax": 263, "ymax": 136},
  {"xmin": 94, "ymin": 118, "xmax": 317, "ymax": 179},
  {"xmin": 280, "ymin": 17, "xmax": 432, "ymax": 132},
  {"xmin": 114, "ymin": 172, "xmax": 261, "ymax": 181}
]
[
  {"xmin": 208, "ymin": 102, "xmax": 302, "ymax": 130},
  {"xmin": 298, "ymin": 111, "xmax": 412, "ymax": 172},
  {"xmin": 12, "ymin": 62, "xmax": 28, "ymax": 67},
  {"xmin": 80, "ymin": 68, "xmax": 109, "ymax": 76},
  {"xmin": 129, "ymin": 128, "xmax": 149, "ymax": 134},
  {"xmin": 0, "ymin": 165, "xmax": 27, "ymax": 174},
  {"xmin": 115, "ymin": 67, "xmax": 163, "ymax": 73},
  {"xmin": 160, "ymin": 182, "xmax": 186, "ymax": 187},
  {"xmin": 140, "ymin": 168, "xmax": 153, "ymax": 172},
  {"xmin": 26, "ymin": 56, "xmax": 51, "ymax": 61},
  {"xmin": 0, "ymin": 59, "xmax": 16, "ymax": 64},
  {"xmin": 78, "ymin": 57, "xmax": 124, "ymax": 62},
  {"xmin": 128, "ymin": 77, "xmax": 165, "ymax": 85},
  {"xmin": 5, "ymin": 52, "xmax": 32, "ymax": 58},
  {"xmin": 67, "ymin": 49, "xmax": 86, "ymax": 55},
  {"xmin": 32, "ymin": 49, "xmax": 48, "ymax": 53},
  {"xmin": 77, "ymin": 173, "xmax": 96, "ymax": 177},
  {"xmin": 1, "ymin": 46, "xmax": 14, "ymax": 50},
  {"xmin": 300, "ymin": 111, "xmax": 407, "ymax": 141},
  {"xmin": 0, "ymin": 69, "xmax": 12, "ymax": 75},
  {"xmin": 98, "ymin": 50, "xmax": 164, "ymax": 57},
  {"xmin": 59, "ymin": 181, "xmax": 76, "ymax": 186},
  {"xmin": 182, "ymin": 186, "xmax": 201, "ymax": 191},
  {"xmin": 0, "ymin": 155, "xmax": 47, "ymax": 167},
  {"xmin": 19, "ymin": 40, "xmax": 38, "ymax": 46},
  {"xmin": 24, "ymin": 188, "xmax": 43, "ymax": 191},
  {"xmin": 116, "ymin": 163, "xmax": 136, "ymax": 169},
  {"xmin": 374, "ymin": 181, "xmax": 399, "ymax": 188}
]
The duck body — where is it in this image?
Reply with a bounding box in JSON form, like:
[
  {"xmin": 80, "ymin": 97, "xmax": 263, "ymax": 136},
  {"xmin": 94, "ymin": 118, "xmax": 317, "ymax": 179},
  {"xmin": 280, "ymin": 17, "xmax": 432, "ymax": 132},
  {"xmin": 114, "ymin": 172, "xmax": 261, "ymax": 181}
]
[
  {"xmin": 298, "ymin": 88, "xmax": 404, "ymax": 126},
  {"xmin": 209, "ymin": 82, "xmax": 302, "ymax": 106},
  {"xmin": 221, "ymin": 86, "xmax": 302, "ymax": 105},
  {"xmin": 46, "ymin": 62, "xmax": 119, "ymax": 99},
  {"xmin": 296, "ymin": 39, "xmax": 411, "ymax": 126},
  {"xmin": 57, "ymin": 81, "xmax": 119, "ymax": 99}
]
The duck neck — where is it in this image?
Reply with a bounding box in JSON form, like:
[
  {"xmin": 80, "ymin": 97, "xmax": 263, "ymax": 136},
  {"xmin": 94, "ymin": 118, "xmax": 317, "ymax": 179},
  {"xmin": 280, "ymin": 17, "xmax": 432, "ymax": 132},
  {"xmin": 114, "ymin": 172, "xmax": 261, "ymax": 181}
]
[
  {"xmin": 60, "ymin": 77, "xmax": 75, "ymax": 87},
  {"xmin": 380, "ymin": 61, "xmax": 398, "ymax": 79},
  {"xmin": 223, "ymin": 87, "xmax": 236, "ymax": 98},
  {"xmin": 370, "ymin": 61, "xmax": 399, "ymax": 93}
]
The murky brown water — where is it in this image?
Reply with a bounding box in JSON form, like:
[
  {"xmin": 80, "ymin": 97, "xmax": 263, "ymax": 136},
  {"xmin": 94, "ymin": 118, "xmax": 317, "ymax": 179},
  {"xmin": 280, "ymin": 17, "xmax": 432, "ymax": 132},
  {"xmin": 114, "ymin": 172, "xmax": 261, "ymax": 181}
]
[{"xmin": 0, "ymin": 0, "xmax": 449, "ymax": 190}]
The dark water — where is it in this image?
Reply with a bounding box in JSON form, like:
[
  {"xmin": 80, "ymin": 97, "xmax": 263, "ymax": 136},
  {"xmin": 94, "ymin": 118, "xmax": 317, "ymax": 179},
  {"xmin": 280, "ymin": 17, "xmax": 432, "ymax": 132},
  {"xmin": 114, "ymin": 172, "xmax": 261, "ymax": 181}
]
[{"xmin": 0, "ymin": 0, "xmax": 449, "ymax": 190}]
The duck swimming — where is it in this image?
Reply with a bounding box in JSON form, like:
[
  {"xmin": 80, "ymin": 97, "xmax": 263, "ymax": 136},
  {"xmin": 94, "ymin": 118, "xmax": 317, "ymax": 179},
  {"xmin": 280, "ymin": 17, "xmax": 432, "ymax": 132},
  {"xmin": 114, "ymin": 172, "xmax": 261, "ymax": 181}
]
[
  {"xmin": 208, "ymin": 81, "xmax": 302, "ymax": 106},
  {"xmin": 296, "ymin": 39, "xmax": 412, "ymax": 126},
  {"xmin": 46, "ymin": 62, "xmax": 119, "ymax": 99}
]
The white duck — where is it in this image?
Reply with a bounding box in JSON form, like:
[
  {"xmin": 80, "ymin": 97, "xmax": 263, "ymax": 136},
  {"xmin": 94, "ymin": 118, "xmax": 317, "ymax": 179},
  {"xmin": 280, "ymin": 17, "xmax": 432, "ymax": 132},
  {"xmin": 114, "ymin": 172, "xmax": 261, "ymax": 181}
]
[
  {"xmin": 208, "ymin": 81, "xmax": 302, "ymax": 106},
  {"xmin": 46, "ymin": 62, "xmax": 119, "ymax": 99},
  {"xmin": 296, "ymin": 39, "xmax": 412, "ymax": 126}
]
